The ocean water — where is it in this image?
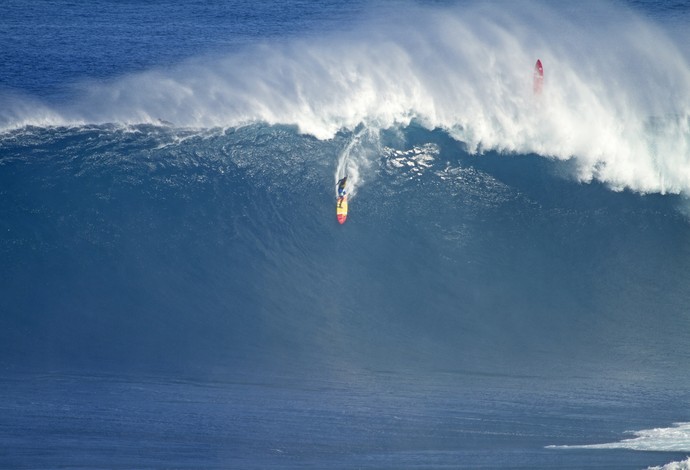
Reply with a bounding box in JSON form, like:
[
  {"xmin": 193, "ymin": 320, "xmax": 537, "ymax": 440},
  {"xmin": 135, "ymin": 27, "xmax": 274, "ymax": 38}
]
[{"xmin": 3, "ymin": 0, "xmax": 690, "ymax": 468}]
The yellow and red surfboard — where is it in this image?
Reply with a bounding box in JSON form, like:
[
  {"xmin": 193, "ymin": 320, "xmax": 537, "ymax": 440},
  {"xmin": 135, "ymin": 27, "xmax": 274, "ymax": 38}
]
[{"xmin": 337, "ymin": 195, "xmax": 348, "ymax": 224}]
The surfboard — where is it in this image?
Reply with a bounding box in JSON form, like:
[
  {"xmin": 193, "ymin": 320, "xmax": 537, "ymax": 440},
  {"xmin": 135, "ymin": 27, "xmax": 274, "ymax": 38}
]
[
  {"xmin": 337, "ymin": 195, "xmax": 348, "ymax": 224},
  {"xmin": 533, "ymin": 59, "xmax": 544, "ymax": 95}
]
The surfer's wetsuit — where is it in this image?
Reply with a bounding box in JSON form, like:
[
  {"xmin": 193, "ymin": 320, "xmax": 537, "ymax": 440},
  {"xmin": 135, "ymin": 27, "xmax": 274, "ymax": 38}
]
[
  {"xmin": 337, "ymin": 177, "xmax": 347, "ymax": 197},
  {"xmin": 337, "ymin": 177, "xmax": 347, "ymax": 208}
]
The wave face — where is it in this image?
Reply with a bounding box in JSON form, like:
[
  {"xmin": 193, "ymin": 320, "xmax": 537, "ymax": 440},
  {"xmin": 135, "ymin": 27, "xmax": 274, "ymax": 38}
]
[
  {"xmin": 2, "ymin": 0, "xmax": 690, "ymax": 380},
  {"xmin": 2, "ymin": 122, "xmax": 690, "ymax": 379}
]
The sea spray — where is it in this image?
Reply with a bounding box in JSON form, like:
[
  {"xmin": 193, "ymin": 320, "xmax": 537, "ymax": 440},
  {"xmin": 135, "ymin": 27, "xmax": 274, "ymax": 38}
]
[{"xmin": 2, "ymin": 1, "xmax": 690, "ymax": 194}]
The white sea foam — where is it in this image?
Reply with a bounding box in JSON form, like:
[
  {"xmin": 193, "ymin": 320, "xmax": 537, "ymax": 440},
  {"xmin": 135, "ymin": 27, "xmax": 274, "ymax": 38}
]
[
  {"xmin": 648, "ymin": 457, "xmax": 690, "ymax": 470},
  {"xmin": 550, "ymin": 422, "xmax": 690, "ymax": 470},
  {"xmin": 3, "ymin": 1, "xmax": 690, "ymax": 194},
  {"xmin": 548, "ymin": 422, "xmax": 690, "ymax": 453}
]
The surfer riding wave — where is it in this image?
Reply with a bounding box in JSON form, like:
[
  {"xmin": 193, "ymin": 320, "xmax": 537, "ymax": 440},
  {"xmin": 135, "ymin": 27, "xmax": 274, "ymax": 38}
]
[{"xmin": 337, "ymin": 176, "xmax": 347, "ymax": 208}]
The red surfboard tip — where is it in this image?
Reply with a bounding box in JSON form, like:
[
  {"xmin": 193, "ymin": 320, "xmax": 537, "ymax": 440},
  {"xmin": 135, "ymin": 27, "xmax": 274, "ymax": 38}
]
[{"xmin": 533, "ymin": 59, "xmax": 544, "ymax": 95}]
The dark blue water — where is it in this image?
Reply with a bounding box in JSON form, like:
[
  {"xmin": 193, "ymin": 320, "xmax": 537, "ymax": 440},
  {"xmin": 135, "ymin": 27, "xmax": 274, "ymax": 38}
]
[
  {"xmin": 3, "ymin": 371, "xmax": 688, "ymax": 469},
  {"xmin": 2, "ymin": 1, "xmax": 690, "ymax": 468}
]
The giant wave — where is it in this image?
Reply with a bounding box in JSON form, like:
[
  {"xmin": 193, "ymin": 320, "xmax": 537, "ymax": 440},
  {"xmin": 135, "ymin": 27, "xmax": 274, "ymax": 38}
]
[
  {"xmin": 6, "ymin": 2, "xmax": 690, "ymax": 469},
  {"xmin": 2, "ymin": 121, "xmax": 690, "ymax": 380},
  {"xmin": 2, "ymin": 0, "xmax": 690, "ymax": 379}
]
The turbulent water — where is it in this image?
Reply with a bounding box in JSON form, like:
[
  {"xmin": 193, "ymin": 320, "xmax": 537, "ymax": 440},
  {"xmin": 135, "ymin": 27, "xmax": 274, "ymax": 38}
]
[{"xmin": 3, "ymin": 0, "xmax": 690, "ymax": 468}]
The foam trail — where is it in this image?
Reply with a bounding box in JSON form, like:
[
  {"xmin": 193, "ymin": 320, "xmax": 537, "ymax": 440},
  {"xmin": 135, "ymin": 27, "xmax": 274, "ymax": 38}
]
[
  {"xmin": 3, "ymin": 1, "xmax": 690, "ymax": 194},
  {"xmin": 548, "ymin": 422, "xmax": 690, "ymax": 452},
  {"xmin": 335, "ymin": 126, "xmax": 381, "ymax": 197}
]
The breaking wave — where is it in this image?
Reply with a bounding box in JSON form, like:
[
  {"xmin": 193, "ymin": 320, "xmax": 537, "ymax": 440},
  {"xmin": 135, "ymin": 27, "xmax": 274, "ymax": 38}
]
[{"xmin": 2, "ymin": 1, "xmax": 690, "ymax": 194}]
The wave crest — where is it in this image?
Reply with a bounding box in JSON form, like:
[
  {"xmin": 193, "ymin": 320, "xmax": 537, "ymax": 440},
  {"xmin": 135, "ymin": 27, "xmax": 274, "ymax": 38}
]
[{"xmin": 3, "ymin": 1, "xmax": 690, "ymax": 194}]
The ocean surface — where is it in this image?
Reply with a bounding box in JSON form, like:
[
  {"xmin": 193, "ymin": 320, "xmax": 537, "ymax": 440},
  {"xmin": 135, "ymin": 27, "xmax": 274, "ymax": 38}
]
[{"xmin": 3, "ymin": 0, "xmax": 690, "ymax": 468}]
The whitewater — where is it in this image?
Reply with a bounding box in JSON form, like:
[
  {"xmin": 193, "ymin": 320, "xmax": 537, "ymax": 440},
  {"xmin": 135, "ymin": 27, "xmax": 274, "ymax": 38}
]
[
  {"xmin": 3, "ymin": 1, "xmax": 690, "ymax": 194},
  {"xmin": 3, "ymin": 0, "xmax": 690, "ymax": 468}
]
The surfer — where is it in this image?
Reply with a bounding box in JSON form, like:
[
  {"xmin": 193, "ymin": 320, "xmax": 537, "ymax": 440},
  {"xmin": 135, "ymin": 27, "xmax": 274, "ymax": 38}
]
[{"xmin": 337, "ymin": 176, "xmax": 347, "ymax": 208}]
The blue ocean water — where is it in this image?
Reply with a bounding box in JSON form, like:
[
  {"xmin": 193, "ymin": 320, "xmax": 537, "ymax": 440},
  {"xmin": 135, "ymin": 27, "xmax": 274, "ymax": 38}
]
[{"xmin": 3, "ymin": 0, "xmax": 690, "ymax": 468}]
